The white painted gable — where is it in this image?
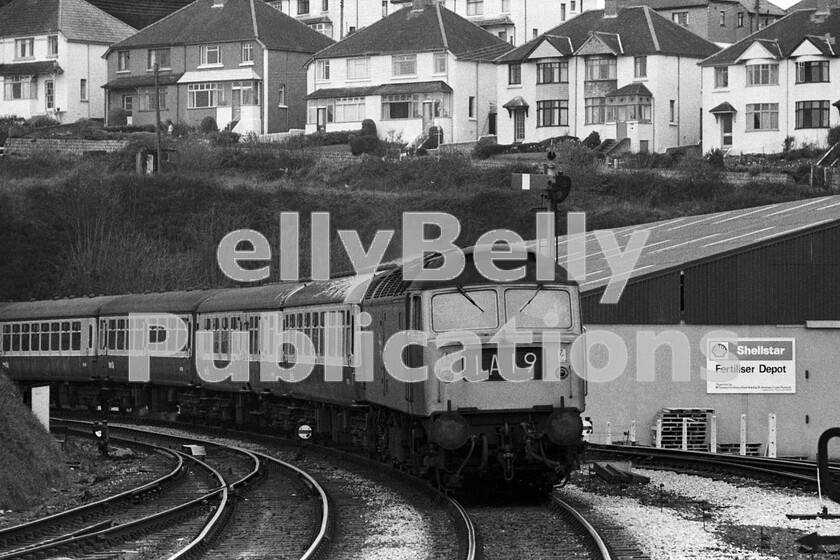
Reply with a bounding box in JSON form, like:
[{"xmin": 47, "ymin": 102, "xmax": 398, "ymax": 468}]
[
  {"xmin": 790, "ymin": 39, "xmax": 824, "ymax": 58},
  {"xmin": 527, "ymin": 39, "xmax": 566, "ymax": 60},
  {"xmin": 735, "ymin": 41, "xmax": 779, "ymax": 62}
]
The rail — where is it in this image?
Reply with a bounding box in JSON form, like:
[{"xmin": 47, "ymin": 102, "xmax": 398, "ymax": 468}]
[{"xmin": 550, "ymin": 494, "xmax": 612, "ymax": 560}]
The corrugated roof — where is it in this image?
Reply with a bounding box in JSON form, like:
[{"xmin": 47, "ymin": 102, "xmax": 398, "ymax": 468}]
[
  {"xmin": 0, "ymin": 0, "xmax": 135, "ymax": 43},
  {"xmin": 496, "ymin": 6, "xmax": 718, "ymax": 63},
  {"xmin": 110, "ymin": 0, "xmax": 333, "ymax": 53},
  {"xmin": 311, "ymin": 2, "xmax": 512, "ymax": 61},
  {"xmin": 701, "ymin": 8, "xmax": 840, "ymax": 65},
  {"xmin": 549, "ymin": 195, "xmax": 840, "ymax": 296}
]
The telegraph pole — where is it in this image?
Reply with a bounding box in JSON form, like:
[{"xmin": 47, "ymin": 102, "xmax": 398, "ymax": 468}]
[{"xmin": 154, "ymin": 62, "xmax": 161, "ymax": 173}]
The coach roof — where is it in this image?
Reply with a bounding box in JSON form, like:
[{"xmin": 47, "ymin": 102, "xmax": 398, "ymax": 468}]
[
  {"xmin": 0, "ymin": 295, "xmax": 123, "ymax": 321},
  {"xmin": 99, "ymin": 290, "xmax": 221, "ymax": 315},
  {"xmin": 197, "ymin": 283, "xmax": 306, "ymax": 313}
]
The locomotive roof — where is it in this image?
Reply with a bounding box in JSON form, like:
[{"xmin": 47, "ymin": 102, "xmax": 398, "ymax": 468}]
[
  {"xmin": 197, "ymin": 282, "xmax": 306, "ymax": 313},
  {"xmin": 98, "ymin": 289, "xmax": 221, "ymax": 315},
  {"xmin": 0, "ymin": 295, "xmax": 124, "ymax": 321},
  {"xmin": 283, "ymin": 273, "xmax": 376, "ymax": 307}
]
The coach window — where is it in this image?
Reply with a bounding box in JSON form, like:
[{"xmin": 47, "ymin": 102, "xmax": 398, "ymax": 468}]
[
  {"xmin": 72, "ymin": 321, "xmax": 81, "ymax": 350},
  {"xmin": 432, "ymin": 290, "xmax": 498, "ymax": 332},
  {"xmin": 20, "ymin": 324, "xmax": 30, "ymax": 352},
  {"xmin": 2, "ymin": 325, "xmax": 10, "ymax": 352},
  {"xmin": 221, "ymin": 317, "xmax": 230, "ymax": 355},
  {"xmin": 42, "ymin": 323, "xmax": 51, "ymax": 351},
  {"xmin": 248, "ymin": 315, "xmax": 260, "ymax": 356},
  {"xmin": 50, "ymin": 322, "xmax": 60, "ymax": 351}
]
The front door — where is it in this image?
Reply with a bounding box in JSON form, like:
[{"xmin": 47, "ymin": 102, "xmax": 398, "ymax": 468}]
[
  {"xmin": 513, "ymin": 109, "xmax": 525, "ymax": 142},
  {"xmin": 316, "ymin": 107, "xmax": 327, "ymax": 132},
  {"xmin": 721, "ymin": 114, "xmax": 733, "ymax": 148},
  {"xmin": 231, "ymin": 85, "xmax": 242, "ymax": 122}
]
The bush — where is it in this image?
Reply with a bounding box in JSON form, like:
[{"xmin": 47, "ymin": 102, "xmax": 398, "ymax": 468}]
[
  {"xmin": 349, "ymin": 134, "xmax": 382, "ymax": 156},
  {"xmin": 199, "ymin": 116, "xmax": 218, "ymax": 134},
  {"xmin": 170, "ymin": 122, "xmax": 194, "ymax": 138},
  {"xmin": 472, "ymin": 139, "xmax": 509, "ymax": 159},
  {"xmin": 581, "ymin": 131, "xmax": 601, "ymax": 149},
  {"xmin": 208, "ymin": 131, "xmax": 240, "ymax": 146},
  {"xmin": 0, "ymin": 116, "xmax": 26, "ymax": 146},
  {"xmin": 829, "ymin": 125, "xmax": 840, "ymax": 147},
  {"xmin": 361, "ymin": 119, "xmax": 377, "ymax": 137},
  {"xmin": 28, "ymin": 115, "xmax": 59, "ymax": 129},
  {"xmin": 108, "ymin": 107, "xmax": 131, "ymax": 127},
  {"xmin": 704, "ymin": 148, "xmax": 725, "ymax": 168}
]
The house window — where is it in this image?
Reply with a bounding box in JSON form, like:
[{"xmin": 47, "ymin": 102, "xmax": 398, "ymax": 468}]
[
  {"xmin": 633, "ymin": 56, "xmax": 647, "ymax": 78},
  {"xmin": 188, "ymin": 82, "xmax": 222, "ymax": 108},
  {"xmin": 381, "ymin": 94, "xmax": 419, "ymax": 119},
  {"xmin": 714, "ymin": 66, "xmax": 728, "ymax": 88},
  {"xmin": 669, "ymin": 100, "xmax": 676, "ymax": 122},
  {"xmin": 310, "ymin": 22, "xmax": 333, "ymax": 38},
  {"xmin": 200, "ymin": 45, "xmax": 221, "ymax": 66},
  {"xmin": 719, "ymin": 10, "xmax": 726, "ymax": 26},
  {"xmin": 536, "ymin": 61, "xmax": 568, "ymax": 84},
  {"xmin": 347, "ymin": 57, "xmax": 370, "ymax": 79},
  {"xmin": 501, "ymin": 0, "xmax": 510, "ymax": 11},
  {"xmin": 746, "ymin": 102, "xmax": 778, "ymax": 131},
  {"xmin": 382, "ymin": 0, "xmax": 388, "ymax": 16},
  {"xmin": 233, "ymin": 80, "xmax": 259, "ymax": 105},
  {"xmin": 122, "ymin": 94, "xmax": 133, "ymax": 111},
  {"xmin": 671, "ymin": 11, "xmax": 687, "ymax": 25},
  {"xmin": 47, "ymin": 35, "xmax": 58, "ymax": 57},
  {"xmin": 467, "ymin": 0, "xmax": 483, "ymax": 16},
  {"xmin": 241, "ymin": 43, "xmax": 253, "ymax": 63},
  {"xmin": 584, "ymin": 97, "xmax": 606, "ymax": 124},
  {"xmin": 335, "ymin": 97, "xmax": 365, "ymax": 122},
  {"xmin": 469, "ymin": 96, "xmax": 476, "ymax": 118},
  {"xmin": 316, "ymin": 59, "xmax": 330, "ymax": 80},
  {"xmin": 434, "ymin": 52, "xmax": 447, "ymax": 74},
  {"xmin": 796, "ymin": 61, "xmax": 829, "ymax": 83},
  {"xmin": 606, "ymin": 95, "xmax": 651, "ymax": 122},
  {"xmin": 80, "ymin": 79, "xmax": 88, "ymax": 101},
  {"xmin": 737, "ymin": 12, "xmax": 744, "ymax": 27},
  {"xmin": 45, "ymin": 80, "xmax": 54, "ymax": 109},
  {"xmin": 570, "ymin": 1, "xmax": 575, "ymax": 10},
  {"xmin": 640, "ymin": 140, "xmax": 649, "ymax": 152},
  {"xmin": 117, "ymin": 51, "xmax": 130, "ymax": 71},
  {"xmin": 508, "ymin": 63, "xmax": 521, "ymax": 85},
  {"xmin": 148, "ymin": 48, "xmax": 171, "ymax": 69},
  {"xmin": 533, "ymin": 28, "xmax": 538, "ymax": 39},
  {"xmin": 307, "ymin": 98, "xmax": 334, "ymax": 123},
  {"xmin": 796, "ymin": 100, "xmax": 830, "ymax": 129},
  {"xmin": 536, "ymin": 100, "xmax": 568, "ymax": 127},
  {"xmin": 392, "ymin": 54, "xmax": 417, "ymax": 76},
  {"xmin": 298, "ymin": 0, "xmax": 309, "ymax": 13},
  {"xmin": 15, "ymin": 38, "xmax": 34, "ymax": 59},
  {"xmin": 498, "ymin": 31, "xmax": 507, "ymax": 41},
  {"xmin": 278, "ymin": 84, "xmax": 286, "ymax": 106},
  {"xmin": 322, "ymin": 0, "xmax": 328, "ymax": 10},
  {"xmin": 138, "ymin": 86, "xmax": 167, "ymax": 111},
  {"xmin": 746, "ymin": 63, "xmax": 778, "ymax": 86},
  {"xmin": 561, "ymin": 3, "xmax": 566, "ymax": 20},
  {"xmin": 3, "ymin": 75, "xmax": 36, "ymax": 100},
  {"xmin": 585, "ymin": 56, "xmax": 616, "ymax": 80}
]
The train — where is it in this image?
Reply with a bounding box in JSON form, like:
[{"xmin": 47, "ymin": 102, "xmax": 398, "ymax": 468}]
[{"xmin": 0, "ymin": 247, "xmax": 586, "ymax": 491}]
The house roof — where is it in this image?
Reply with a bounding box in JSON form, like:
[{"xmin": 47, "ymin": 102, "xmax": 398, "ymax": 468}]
[
  {"xmin": 109, "ymin": 0, "xmax": 333, "ymax": 54},
  {"xmin": 496, "ymin": 6, "xmax": 719, "ymax": 63},
  {"xmin": 82, "ymin": 0, "xmax": 192, "ymax": 31},
  {"xmin": 737, "ymin": 0, "xmax": 786, "ymax": 16},
  {"xmin": 475, "ymin": 16, "xmax": 515, "ymax": 28},
  {"xmin": 502, "ymin": 95, "xmax": 529, "ymax": 109},
  {"xmin": 0, "ymin": 0, "xmax": 136, "ymax": 44},
  {"xmin": 0, "ymin": 61, "xmax": 63, "ymax": 76},
  {"xmin": 103, "ymin": 72, "xmax": 183, "ymax": 88},
  {"xmin": 304, "ymin": 80, "xmax": 452, "ymax": 99},
  {"xmin": 700, "ymin": 7, "xmax": 840, "ymax": 65},
  {"xmin": 607, "ymin": 83, "xmax": 653, "ymax": 96},
  {"xmin": 709, "ymin": 101, "xmax": 737, "ymax": 113},
  {"xmin": 310, "ymin": 2, "xmax": 513, "ymax": 61}
]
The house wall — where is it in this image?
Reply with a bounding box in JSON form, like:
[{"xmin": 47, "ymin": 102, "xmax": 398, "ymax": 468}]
[
  {"xmin": 267, "ymin": 49, "xmax": 311, "ymax": 132},
  {"xmin": 702, "ymin": 57, "xmax": 840, "ymax": 154}
]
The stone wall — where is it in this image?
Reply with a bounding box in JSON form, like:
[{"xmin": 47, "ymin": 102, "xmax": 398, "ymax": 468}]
[
  {"xmin": 605, "ymin": 167, "xmax": 794, "ymax": 185},
  {"xmin": 4, "ymin": 138, "xmax": 129, "ymax": 156}
]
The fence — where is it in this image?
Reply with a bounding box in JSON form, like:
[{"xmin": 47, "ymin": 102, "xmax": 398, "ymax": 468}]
[{"xmin": 811, "ymin": 165, "xmax": 840, "ymax": 191}]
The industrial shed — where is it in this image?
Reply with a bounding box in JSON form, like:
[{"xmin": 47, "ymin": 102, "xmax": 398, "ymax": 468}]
[{"xmin": 560, "ymin": 196, "xmax": 840, "ymax": 457}]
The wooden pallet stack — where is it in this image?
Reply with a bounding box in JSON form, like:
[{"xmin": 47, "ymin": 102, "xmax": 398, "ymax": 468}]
[{"xmin": 653, "ymin": 408, "xmax": 713, "ymax": 451}]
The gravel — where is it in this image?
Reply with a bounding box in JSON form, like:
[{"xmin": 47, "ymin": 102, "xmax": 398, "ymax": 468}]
[{"xmin": 565, "ymin": 466, "xmax": 840, "ymax": 560}]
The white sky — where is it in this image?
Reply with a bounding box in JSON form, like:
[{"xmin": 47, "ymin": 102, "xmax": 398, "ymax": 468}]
[{"xmin": 771, "ymin": 0, "xmax": 797, "ymax": 8}]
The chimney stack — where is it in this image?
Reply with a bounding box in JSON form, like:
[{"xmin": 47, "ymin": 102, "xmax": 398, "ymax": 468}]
[
  {"xmin": 604, "ymin": 0, "xmax": 618, "ymax": 17},
  {"xmin": 815, "ymin": 0, "xmax": 830, "ymax": 15},
  {"xmin": 412, "ymin": 0, "xmax": 427, "ymax": 11}
]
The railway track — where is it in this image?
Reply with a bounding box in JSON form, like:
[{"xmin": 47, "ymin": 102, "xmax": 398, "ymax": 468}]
[{"xmin": 55, "ymin": 413, "xmax": 476, "ymax": 560}]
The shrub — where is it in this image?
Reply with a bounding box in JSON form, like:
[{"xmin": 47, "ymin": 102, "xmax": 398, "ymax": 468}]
[
  {"xmin": 170, "ymin": 122, "xmax": 194, "ymax": 138},
  {"xmin": 748, "ymin": 164, "xmax": 762, "ymax": 176},
  {"xmin": 582, "ymin": 131, "xmax": 601, "ymax": 149},
  {"xmin": 361, "ymin": 119, "xmax": 377, "ymax": 137},
  {"xmin": 423, "ymin": 126, "xmax": 443, "ymax": 150},
  {"xmin": 704, "ymin": 148, "xmax": 725, "ymax": 168},
  {"xmin": 829, "ymin": 125, "xmax": 840, "ymax": 147},
  {"xmin": 28, "ymin": 115, "xmax": 59, "ymax": 129},
  {"xmin": 208, "ymin": 131, "xmax": 240, "ymax": 146},
  {"xmin": 108, "ymin": 107, "xmax": 131, "ymax": 127},
  {"xmin": 199, "ymin": 116, "xmax": 218, "ymax": 134},
  {"xmin": 782, "ymin": 135, "xmax": 795, "ymax": 153},
  {"xmin": 349, "ymin": 134, "xmax": 382, "ymax": 156}
]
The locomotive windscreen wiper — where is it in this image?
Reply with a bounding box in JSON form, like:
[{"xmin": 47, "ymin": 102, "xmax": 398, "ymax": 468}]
[
  {"xmin": 456, "ymin": 286, "xmax": 484, "ymax": 313},
  {"xmin": 519, "ymin": 284, "xmax": 544, "ymax": 313}
]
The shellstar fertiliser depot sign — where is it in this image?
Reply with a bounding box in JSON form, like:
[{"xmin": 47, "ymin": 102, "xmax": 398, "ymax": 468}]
[{"xmin": 706, "ymin": 338, "xmax": 796, "ymax": 394}]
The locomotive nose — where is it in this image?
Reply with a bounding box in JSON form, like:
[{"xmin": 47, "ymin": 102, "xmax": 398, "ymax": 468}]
[{"xmin": 545, "ymin": 409, "xmax": 583, "ymax": 445}]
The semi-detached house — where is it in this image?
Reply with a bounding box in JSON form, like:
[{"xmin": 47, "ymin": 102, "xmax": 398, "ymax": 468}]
[
  {"xmin": 0, "ymin": 0, "xmax": 135, "ymax": 122},
  {"xmin": 700, "ymin": 0, "xmax": 840, "ymax": 154},
  {"xmin": 494, "ymin": 2, "xmax": 719, "ymax": 153},
  {"xmin": 304, "ymin": 0, "xmax": 512, "ymax": 145},
  {"xmin": 103, "ymin": 0, "xmax": 333, "ymax": 134}
]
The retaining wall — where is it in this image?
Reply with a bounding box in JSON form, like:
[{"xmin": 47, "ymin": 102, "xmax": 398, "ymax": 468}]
[{"xmin": 4, "ymin": 138, "xmax": 129, "ymax": 156}]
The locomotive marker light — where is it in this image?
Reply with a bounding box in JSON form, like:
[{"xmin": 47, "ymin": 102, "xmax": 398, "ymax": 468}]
[
  {"xmin": 297, "ymin": 424, "xmax": 313, "ymax": 440},
  {"xmin": 92, "ymin": 420, "xmax": 109, "ymax": 457}
]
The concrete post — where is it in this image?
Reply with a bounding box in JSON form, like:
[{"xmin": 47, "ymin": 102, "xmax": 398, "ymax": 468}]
[
  {"xmin": 740, "ymin": 414, "xmax": 747, "ymax": 456},
  {"xmin": 710, "ymin": 415, "xmax": 717, "ymax": 453},
  {"xmin": 630, "ymin": 420, "xmax": 636, "ymax": 444},
  {"xmin": 682, "ymin": 418, "xmax": 688, "ymax": 451},
  {"xmin": 655, "ymin": 419, "xmax": 662, "ymax": 448},
  {"xmin": 605, "ymin": 421, "xmax": 612, "ymax": 445},
  {"xmin": 768, "ymin": 413, "xmax": 777, "ymax": 458}
]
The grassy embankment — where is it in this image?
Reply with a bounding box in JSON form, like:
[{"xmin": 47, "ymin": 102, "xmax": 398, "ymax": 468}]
[{"xmin": 0, "ymin": 139, "xmax": 826, "ymax": 302}]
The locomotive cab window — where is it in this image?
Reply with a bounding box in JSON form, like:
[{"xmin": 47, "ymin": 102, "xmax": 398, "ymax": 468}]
[
  {"xmin": 504, "ymin": 288, "xmax": 572, "ymax": 329},
  {"xmin": 431, "ymin": 290, "xmax": 498, "ymax": 332}
]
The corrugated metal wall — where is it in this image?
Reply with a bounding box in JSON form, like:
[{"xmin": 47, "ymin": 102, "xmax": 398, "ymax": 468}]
[{"xmin": 582, "ymin": 224, "xmax": 840, "ymax": 325}]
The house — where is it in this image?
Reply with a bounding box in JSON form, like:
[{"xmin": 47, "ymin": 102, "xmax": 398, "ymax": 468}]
[
  {"xmin": 390, "ymin": 0, "xmax": 590, "ymax": 46},
  {"xmin": 700, "ymin": 0, "xmax": 840, "ymax": 154},
  {"xmin": 103, "ymin": 0, "xmax": 333, "ymax": 134},
  {"xmin": 266, "ymin": 0, "xmax": 390, "ymax": 40},
  {"xmin": 0, "ymin": 0, "xmax": 135, "ymax": 122},
  {"xmin": 494, "ymin": 2, "xmax": 719, "ymax": 153},
  {"xmin": 304, "ymin": 0, "xmax": 513, "ymax": 145}
]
